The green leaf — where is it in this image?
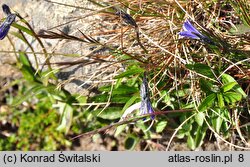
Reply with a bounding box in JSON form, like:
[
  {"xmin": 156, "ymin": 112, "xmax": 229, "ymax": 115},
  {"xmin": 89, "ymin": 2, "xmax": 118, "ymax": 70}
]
[
  {"xmin": 99, "ymin": 85, "xmax": 138, "ymax": 95},
  {"xmin": 162, "ymin": 92, "xmax": 175, "ymax": 109},
  {"xmin": 12, "ymin": 23, "xmax": 34, "ymax": 36},
  {"xmin": 177, "ymin": 129, "xmax": 187, "ymax": 139},
  {"xmin": 223, "ymin": 92, "xmax": 242, "ymax": 104},
  {"xmin": 221, "ymin": 82, "xmax": 237, "ymax": 93},
  {"xmin": 12, "ymin": 84, "xmax": 44, "ymax": 106},
  {"xmin": 115, "ymin": 124, "xmax": 127, "ymax": 137},
  {"xmin": 75, "ymin": 96, "xmax": 87, "ymax": 103},
  {"xmin": 198, "ymin": 93, "xmax": 216, "ymax": 111},
  {"xmin": 124, "ymin": 135, "xmax": 139, "ymax": 150},
  {"xmin": 111, "ymin": 95, "xmax": 133, "ymax": 103},
  {"xmin": 56, "ymin": 103, "xmax": 73, "ymax": 134},
  {"xmin": 9, "ymin": 32, "xmax": 26, "ymax": 42},
  {"xmin": 199, "ymin": 78, "xmax": 214, "ymax": 93},
  {"xmin": 114, "ymin": 78, "xmax": 123, "ymax": 89},
  {"xmin": 186, "ymin": 63, "xmax": 215, "ymax": 79},
  {"xmin": 182, "ymin": 121, "xmax": 193, "ymax": 132},
  {"xmin": 210, "ymin": 108, "xmax": 224, "ymax": 133},
  {"xmin": 136, "ymin": 121, "xmax": 151, "ymax": 139},
  {"xmin": 12, "ymin": 83, "xmax": 63, "ymax": 107},
  {"xmin": 19, "ymin": 52, "xmax": 37, "ymax": 81},
  {"xmin": 115, "ymin": 95, "xmax": 139, "ymax": 137},
  {"xmin": 221, "ymin": 117, "xmax": 230, "ymax": 137},
  {"xmin": 187, "ymin": 134, "xmax": 195, "ymax": 150},
  {"xmin": 92, "ymin": 107, "xmax": 123, "ymax": 120},
  {"xmin": 120, "ymin": 97, "xmax": 139, "ymax": 116},
  {"xmin": 229, "ymin": 24, "xmax": 250, "ymax": 35},
  {"xmin": 114, "ymin": 66, "xmax": 144, "ymax": 79},
  {"xmin": 217, "ymin": 93, "xmax": 225, "ymax": 108},
  {"xmin": 212, "ymin": 116, "xmax": 223, "ymax": 133},
  {"xmin": 156, "ymin": 121, "xmax": 168, "ymax": 133},
  {"xmin": 91, "ymin": 94, "xmax": 108, "ymax": 102},
  {"xmin": 195, "ymin": 126, "xmax": 206, "ymax": 148},
  {"xmin": 221, "ymin": 74, "xmax": 236, "ymax": 83},
  {"xmin": 174, "ymin": 89, "xmax": 189, "ymax": 97},
  {"xmin": 195, "ymin": 112, "xmax": 205, "ymax": 126},
  {"xmin": 222, "ymin": 108, "xmax": 231, "ymax": 121},
  {"xmin": 221, "ymin": 74, "xmax": 247, "ymax": 98}
]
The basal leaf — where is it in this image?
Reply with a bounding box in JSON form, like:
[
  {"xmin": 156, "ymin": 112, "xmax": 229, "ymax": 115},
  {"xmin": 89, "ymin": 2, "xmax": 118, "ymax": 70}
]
[
  {"xmin": 198, "ymin": 93, "xmax": 216, "ymax": 111},
  {"xmin": 92, "ymin": 107, "xmax": 123, "ymax": 120},
  {"xmin": 212, "ymin": 116, "xmax": 223, "ymax": 133},
  {"xmin": 177, "ymin": 129, "xmax": 187, "ymax": 139},
  {"xmin": 186, "ymin": 63, "xmax": 215, "ymax": 79},
  {"xmin": 136, "ymin": 121, "xmax": 151, "ymax": 139},
  {"xmin": 56, "ymin": 103, "xmax": 73, "ymax": 134},
  {"xmin": 223, "ymin": 92, "xmax": 242, "ymax": 104},
  {"xmin": 12, "ymin": 84, "xmax": 57, "ymax": 106},
  {"xmin": 115, "ymin": 96, "xmax": 140, "ymax": 137},
  {"xmin": 156, "ymin": 121, "xmax": 168, "ymax": 133},
  {"xmin": 124, "ymin": 135, "xmax": 139, "ymax": 150},
  {"xmin": 199, "ymin": 78, "xmax": 214, "ymax": 94},
  {"xmin": 19, "ymin": 52, "xmax": 37, "ymax": 82},
  {"xmin": 195, "ymin": 112, "xmax": 205, "ymax": 126},
  {"xmin": 221, "ymin": 73, "xmax": 236, "ymax": 83},
  {"xmin": 121, "ymin": 95, "xmax": 139, "ymax": 113},
  {"xmin": 111, "ymin": 95, "xmax": 133, "ymax": 103},
  {"xmin": 115, "ymin": 124, "xmax": 127, "ymax": 137},
  {"xmin": 114, "ymin": 66, "xmax": 144, "ymax": 79},
  {"xmin": 221, "ymin": 82, "xmax": 237, "ymax": 93},
  {"xmin": 229, "ymin": 24, "xmax": 250, "ymax": 35},
  {"xmin": 12, "ymin": 84, "xmax": 43, "ymax": 106},
  {"xmin": 221, "ymin": 74, "xmax": 247, "ymax": 98},
  {"xmin": 99, "ymin": 85, "xmax": 138, "ymax": 95},
  {"xmin": 187, "ymin": 134, "xmax": 195, "ymax": 150},
  {"xmin": 174, "ymin": 89, "xmax": 190, "ymax": 97},
  {"xmin": 194, "ymin": 126, "xmax": 206, "ymax": 148},
  {"xmin": 217, "ymin": 93, "xmax": 225, "ymax": 108}
]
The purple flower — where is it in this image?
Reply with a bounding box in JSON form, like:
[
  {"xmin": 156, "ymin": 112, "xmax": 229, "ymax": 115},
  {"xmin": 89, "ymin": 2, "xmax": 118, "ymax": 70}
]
[
  {"xmin": 2, "ymin": 4, "xmax": 12, "ymax": 15},
  {"xmin": 0, "ymin": 4, "xmax": 16, "ymax": 40},
  {"xmin": 139, "ymin": 72, "xmax": 155, "ymax": 119},
  {"xmin": 179, "ymin": 20, "xmax": 214, "ymax": 44}
]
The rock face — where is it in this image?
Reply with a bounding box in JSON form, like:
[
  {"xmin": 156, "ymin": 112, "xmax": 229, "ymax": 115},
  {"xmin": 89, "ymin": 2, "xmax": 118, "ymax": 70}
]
[{"xmin": 0, "ymin": 0, "xmax": 110, "ymax": 95}]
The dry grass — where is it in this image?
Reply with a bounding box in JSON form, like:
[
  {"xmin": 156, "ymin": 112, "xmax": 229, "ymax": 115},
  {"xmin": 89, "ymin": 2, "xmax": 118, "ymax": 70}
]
[
  {"xmin": 1, "ymin": 0, "xmax": 250, "ymax": 150},
  {"xmin": 39, "ymin": 0, "xmax": 250, "ymax": 150}
]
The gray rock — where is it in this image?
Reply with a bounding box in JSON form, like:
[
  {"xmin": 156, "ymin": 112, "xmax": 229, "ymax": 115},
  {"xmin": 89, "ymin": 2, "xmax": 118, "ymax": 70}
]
[{"xmin": 0, "ymin": 0, "xmax": 112, "ymax": 95}]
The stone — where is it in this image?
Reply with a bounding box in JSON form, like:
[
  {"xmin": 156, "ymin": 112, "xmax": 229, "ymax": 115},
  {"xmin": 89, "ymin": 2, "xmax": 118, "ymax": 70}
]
[{"xmin": 0, "ymin": 0, "xmax": 112, "ymax": 95}]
